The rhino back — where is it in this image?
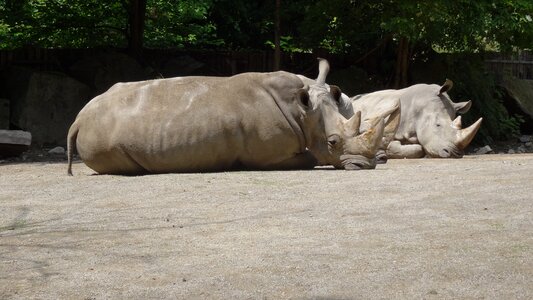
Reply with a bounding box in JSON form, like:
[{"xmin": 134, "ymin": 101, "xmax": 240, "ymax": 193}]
[
  {"xmin": 74, "ymin": 72, "xmax": 306, "ymax": 173},
  {"xmin": 352, "ymin": 90, "xmax": 399, "ymax": 128}
]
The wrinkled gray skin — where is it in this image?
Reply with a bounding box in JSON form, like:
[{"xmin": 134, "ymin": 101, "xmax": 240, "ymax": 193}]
[
  {"xmin": 349, "ymin": 96, "xmax": 401, "ymax": 163},
  {"xmin": 350, "ymin": 80, "xmax": 483, "ymax": 159},
  {"xmin": 297, "ymin": 75, "xmax": 400, "ymax": 164},
  {"xmin": 67, "ymin": 60, "xmax": 385, "ymax": 175}
]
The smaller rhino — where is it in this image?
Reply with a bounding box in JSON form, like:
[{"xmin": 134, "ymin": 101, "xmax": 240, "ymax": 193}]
[
  {"xmin": 296, "ymin": 61, "xmax": 399, "ymax": 165},
  {"xmin": 350, "ymin": 80, "xmax": 482, "ymax": 159}
]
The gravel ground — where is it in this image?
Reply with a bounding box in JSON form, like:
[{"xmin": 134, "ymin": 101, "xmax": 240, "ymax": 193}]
[{"xmin": 1, "ymin": 154, "xmax": 532, "ymax": 299}]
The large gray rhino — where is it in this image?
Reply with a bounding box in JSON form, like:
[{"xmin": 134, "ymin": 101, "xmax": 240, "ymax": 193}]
[
  {"xmin": 349, "ymin": 80, "xmax": 482, "ymax": 159},
  {"xmin": 67, "ymin": 60, "xmax": 385, "ymax": 175}
]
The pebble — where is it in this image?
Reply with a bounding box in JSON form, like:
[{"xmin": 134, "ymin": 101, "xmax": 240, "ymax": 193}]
[
  {"xmin": 475, "ymin": 145, "xmax": 493, "ymax": 155},
  {"xmin": 519, "ymin": 135, "xmax": 531, "ymax": 143},
  {"xmin": 48, "ymin": 146, "xmax": 65, "ymax": 155}
]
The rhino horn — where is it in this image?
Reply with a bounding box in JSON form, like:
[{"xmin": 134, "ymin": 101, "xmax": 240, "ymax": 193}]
[
  {"xmin": 316, "ymin": 58, "xmax": 330, "ymax": 86},
  {"xmin": 383, "ymin": 99, "xmax": 401, "ymax": 145},
  {"xmin": 361, "ymin": 117, "xmax": 386, "ymax": 152},
  {"xmin": 452, "ymin": 115, "xmax": 462, "ymax": 130},
  {"xmin": 345, "ymin": 110, "xmax": 361, "ymax": 137},
  {"xmin": 456, "ymin": 117, "xmax": 483, "ymax": 149}
]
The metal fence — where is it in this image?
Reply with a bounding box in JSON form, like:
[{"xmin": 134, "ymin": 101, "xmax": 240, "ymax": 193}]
[
  {"xmin": 2, "ymin": 47, "xmax": 533, "ymax": 80},
  {"xmin": 0, "ymin": 48, "xmax": 327, "ymax": 76},
  {"xmin": 485, "ymin": 51, "xmax": 533, "ymax": 80}
]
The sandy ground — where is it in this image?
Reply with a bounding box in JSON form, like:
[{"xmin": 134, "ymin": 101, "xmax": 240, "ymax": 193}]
[{"xmin": 1, "ymin": 154, "xmax": 532, "ymax": 299}]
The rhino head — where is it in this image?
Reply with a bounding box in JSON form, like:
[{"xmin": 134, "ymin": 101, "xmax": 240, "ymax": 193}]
[
  {"xmin": 302, "ymin": 59, "xmax": 385, "ymax": 170},
  {"xmin": 415, "ymin": 80, "xmax": 483, "ymax": 158}
]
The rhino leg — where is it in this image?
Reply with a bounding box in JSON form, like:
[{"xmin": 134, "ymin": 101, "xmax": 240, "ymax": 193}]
[
  {"xmin": 263, "ymin": 151, "xmax": 318, "ymax": 170},
  {"xmin": 82, "ymin": 150, "xmax": 148, "ymax": 175},
  {"xmin": 386, "ymin": 140, "xmax": 425, "ymax": 159}
]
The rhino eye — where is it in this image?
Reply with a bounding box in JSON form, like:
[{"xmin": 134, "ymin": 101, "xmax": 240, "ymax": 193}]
[
  {"xmin": 328, "ymin": 135, "xmax": 341, "ymax": 147},
  {"xmin": 436, "ymin": 124, "xmax": 441, "ymax": 127}
]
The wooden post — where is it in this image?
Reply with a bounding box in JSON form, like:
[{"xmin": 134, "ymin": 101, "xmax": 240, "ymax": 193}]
[
  {"xmin": 393, "ymin": 36, "xmax": 409, "ymax": 88},
  {"xmin": 128, "ymin": 0, "xmax": 147, "ymax": 59},
  {"xmin": 273, "ymin": 0, "xmax": 281, "ymax": 71}
]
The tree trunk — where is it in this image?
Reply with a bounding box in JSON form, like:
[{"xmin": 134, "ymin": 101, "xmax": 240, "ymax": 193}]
[
  {"xmin": 273, "ymin": 0, "xmax": 281, "ymax": 71},
  {"xmin": 393, "ymin": 36, "xmax": 409, "ymax": 89},
  {"xmin": 128, "ymin": 0, "xmax": 147, "ymax": 59}
]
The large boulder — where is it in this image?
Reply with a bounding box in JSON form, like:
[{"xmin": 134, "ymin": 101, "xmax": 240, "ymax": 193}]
[
  {"xmin": 7, "ymin": 69, "xmax": 93, "ymax": 146},
  {"xmin": 501, "ymin": 74, "xmax": 533, "ymax": 118},
  {"xmin": 0, "ymin": 129, "xmax": 31, "ymax": 158},
  {"xmin": 500, "ymin": 74, "xmax": 533, "ymax": 133},
  {"xmin": 69, "ymin": 52, "xmax": 147, "ymax": 93}
]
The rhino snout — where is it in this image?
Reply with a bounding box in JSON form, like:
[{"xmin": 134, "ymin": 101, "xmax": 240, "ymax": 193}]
[
  {"xmin": 434, "ymin": 147, "xmax": 464, "ymax": 158},
  {"xmin": 339, "ymin": 154, "xmax": 377, "ymax": 170}
]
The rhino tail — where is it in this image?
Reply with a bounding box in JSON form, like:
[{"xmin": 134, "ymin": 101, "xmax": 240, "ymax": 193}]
[{"xmin": 67, "ymin": 122, "xmax": 79, "ymax": 176}]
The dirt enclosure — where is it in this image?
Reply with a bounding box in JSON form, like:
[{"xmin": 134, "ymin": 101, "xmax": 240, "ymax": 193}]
[{"xmin": 1, "ymin": 154, "xmax": 532, "ymax": 299}]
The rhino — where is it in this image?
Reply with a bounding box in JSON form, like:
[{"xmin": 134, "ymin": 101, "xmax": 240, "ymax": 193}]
[
  {"xmin": 296, "ymin": 74, "xmax": 401, "ymax": 164},
  {"xmin": 66, "ymin": 59, "xmax": 386, "ymax": 175},
  {"xmin": 348, "ymin": 80, "xmax": 482, "ymax": 159}
]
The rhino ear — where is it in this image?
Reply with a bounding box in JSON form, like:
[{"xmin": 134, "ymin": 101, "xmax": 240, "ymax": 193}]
[
  {"xmin": 439, "ymin": 79, "xmax": 453, "ymax": 95},
  {"xmin": 454, "ymin": 100, "xmax": 472, "ymax": 114},
  {"xmin": 296, "ymin": 88, "xmax": 310, "ymax": 108},
  {"xmin": 329, "ymin": 85, "xmax": 342, "ymax": 104}
]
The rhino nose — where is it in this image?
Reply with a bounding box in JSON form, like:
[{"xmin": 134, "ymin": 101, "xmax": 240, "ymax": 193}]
[
  {"xmin": 439, "ymin": 148, "xmax": 451, "ymax": 158},
  {"xmin": 344, "ymin": 163, "xmax": 362, "ymax": 170},
  {"xmin": 440, "ymin": 148, "xmax": 464, "ymax": 158},
  {"xmin": 328, "ymin": 134, "xmax": 340, "ymax": 147}
]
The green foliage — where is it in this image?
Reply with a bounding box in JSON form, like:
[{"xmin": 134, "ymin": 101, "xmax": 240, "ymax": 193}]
[
  {"xmin": 207, "ymin": 0, "xmax": 274, "ymax": 50},
  {"xmin": 1, "ymin": 0, "xmax": 531, "ymax": 52},
  {"xmin": 265, "ymin": 36, "xmax": 308, "ymax": 53},
  {"xmin": 0, "ymin": 0, "xmax": 128, "ymax": 49},
  {"xmin": 295, "ymin": 0, "xmax": 533, "ymax": 55},
  {"xmin": 144, "ymin": 0, "xmax": 223, "ymax": 48}
]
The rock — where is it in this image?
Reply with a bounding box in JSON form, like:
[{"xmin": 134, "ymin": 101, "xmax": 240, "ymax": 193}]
[
  {"xmin": 508, "ymin": 149, "xmax": 516, "ymax": 154},
  {"xmin": 158, "ymin": 56, "xmax": 205, "ymax": 78},
  {"xmin": 69, "ymin": 52, "xmax": 147, "ymax": 93},
  {"xmin": 48, "ymin": 146, "xmax": 65, "ymax": 155},
  {"xmin": 519, "ymin": 135, "xmax": 532, "ymax": 143},
  {"xmin": 0, "ymin": 98, "xmax": 9, "ymax": 129},
  {"xmin": 475, "ymin": 145, "xmax": 493, "ymax": 155},
  {"xmin": 525, "ymin": 142, "xmax": 533, "ymax": 148},
  {"xmin": 502, "ymin": 75, "xmax": 533, "ymax": 119},
  {"xmin": 517, "ymin": 145, "xmax": 526, "ymax": 153},
  {"xmin": 0, "ymin": 129, "xmax": 32, "ymax": 158},
  {"xmin": 5, "ymin": 67, "xmax": 93, "ymax": 146},
  {"xmin": 0, "ymin": 129, "xmax": 31, "ymax": 145}
]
